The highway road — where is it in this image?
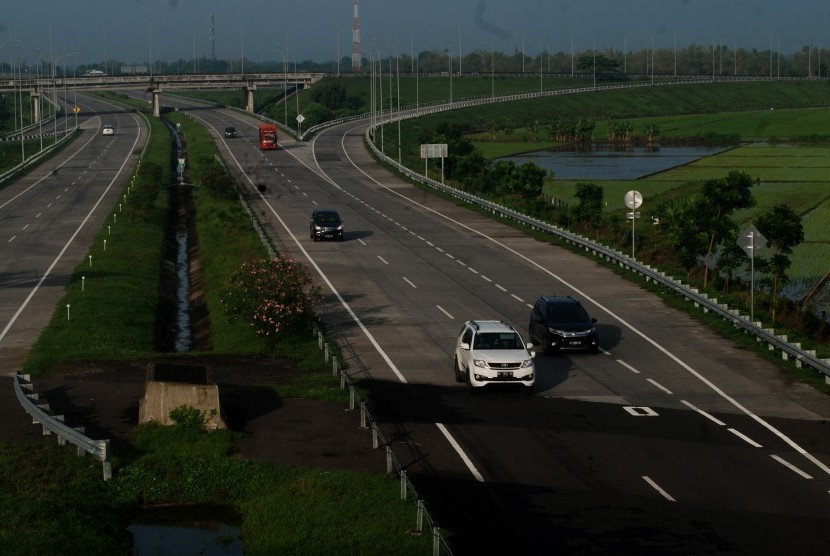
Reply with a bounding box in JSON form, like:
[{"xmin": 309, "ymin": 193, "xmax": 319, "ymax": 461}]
[
  {"xmin": 0, "ymin": 93, "xmax": 146, "ymax": 372},
  {"xmin": 167, "ymin": 96, "xmax": 830, "ymax": 554},
  {"xmin": 5, "ymin": 89, "xmax": 830, "ymax": 554}
]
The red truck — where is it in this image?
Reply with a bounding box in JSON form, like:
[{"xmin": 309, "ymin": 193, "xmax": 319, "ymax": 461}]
[{"xmin": 258, "ymin": 124, "xmax": 278, "ymax": 150}]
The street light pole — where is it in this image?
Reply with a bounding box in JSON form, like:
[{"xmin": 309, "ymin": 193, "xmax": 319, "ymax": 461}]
[
  {"xmin": 377, "ymin": 39, "xmax": 402, "ymax": 163},
  {"xmin": 673, "ymin": 29, "xmax": 677, "ymax": 77},
  {"xmin": 274, "ymin": 46, "xmax": 288, "ymax": 127}
]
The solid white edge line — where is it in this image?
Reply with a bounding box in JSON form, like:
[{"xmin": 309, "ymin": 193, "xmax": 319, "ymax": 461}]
[
  {"xmin": 770, "ymin": 455, "xmax": 813, "ymax": 479},
  {"xmin": 0, "ymin": 112, "xmax": 143, "ymax": 347},
  {"xmin": 436, "ymin": 423, "xmax": 485, "ymax": 482},
  {"xmin": 727, "ymin": 428, "xmax": 763, "ymax": 448},
  {"xmin": 642, "ymin": 476, "xmax": 676, "ymax": 502}
]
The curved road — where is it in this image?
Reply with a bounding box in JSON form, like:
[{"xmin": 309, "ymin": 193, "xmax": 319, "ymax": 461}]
[
  {"xmin": 0, "ymin": 93, "xmax": 146, "ymax": 371},
  {"xmin": 169, "ymin": 96, "xmax": 830, "ymax": 554},
  {"xmin": 4, "ymin": 90, "xmax": 830, "ymax": 555}
]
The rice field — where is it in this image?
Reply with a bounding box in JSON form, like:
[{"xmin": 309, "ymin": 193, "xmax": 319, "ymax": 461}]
[{"xmin": 540, "ymin": 142, "xmax": 830, "ymax": 285}]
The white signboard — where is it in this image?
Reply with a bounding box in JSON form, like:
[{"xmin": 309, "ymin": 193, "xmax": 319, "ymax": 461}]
[{"xmin": 420, "ymin": 143, "xmax": 448, "ymax": 159}]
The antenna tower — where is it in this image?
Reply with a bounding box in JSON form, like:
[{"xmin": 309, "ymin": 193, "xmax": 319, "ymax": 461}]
[{"xmin": 351, "ymin": 0, "xmax": 362, "ymax": 72}]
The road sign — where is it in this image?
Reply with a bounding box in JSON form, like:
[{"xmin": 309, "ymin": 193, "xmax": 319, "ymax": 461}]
[
  {"xmin": 739, "ymin": 225, "xmax": 767, "ymax": 322},
  {"xmin": 296, "ymin": 114, "xmax": 305, "ymax": 124},
  {"xmin": 73, "ymin": 105, "xmax": 80, "ymax": 113},
  {"xmin": 420, "ymin": 143, "xmax": 448, "ymax": 158},
  {"xmin": 737, "ymin": 225, "xmax": 767, "ymax": 256},
  {"xmin": 624, "ymin": 191, "xmax": 643, "ymax": 258},
  {"xmin": 624, "ymin": 190, "xmax": 643, "ymax": 209}
]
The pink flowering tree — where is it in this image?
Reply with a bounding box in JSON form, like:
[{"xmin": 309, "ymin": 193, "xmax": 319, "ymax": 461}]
[{"xmin": 222, "ymin": 256, "xmax": 320, "ymax": 340}]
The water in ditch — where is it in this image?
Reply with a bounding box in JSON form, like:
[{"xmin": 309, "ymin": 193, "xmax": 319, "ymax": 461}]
[{"xmin": 174, "ymin": 231, "xmax": 192, "ymax": 352}]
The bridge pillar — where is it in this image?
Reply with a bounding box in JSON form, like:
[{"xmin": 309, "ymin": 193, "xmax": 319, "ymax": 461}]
[
  {"xmin": 32, "ymin": 90, "xmax": 41, "ymax": 122},
  {"xmin": 151, "ymin": 88, "xmax": 162, "ymax": 117},
  {"xmin": 245, "ymin": 81, "xmax": 257, "ymax": 113}
]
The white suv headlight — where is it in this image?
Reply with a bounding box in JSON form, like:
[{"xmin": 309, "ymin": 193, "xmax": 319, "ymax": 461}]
[{"xmin": 473, "ymin": 359, "xmax": 487, "ymax": 368}]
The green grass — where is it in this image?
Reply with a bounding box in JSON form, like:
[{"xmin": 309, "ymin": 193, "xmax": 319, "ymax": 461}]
[
  {"xmin": 22, "ymin": 116, "xmax": 170, "ymax": 373},
  {"xmin": 0, "ymin": 381, "xmax": 431, "ymax": 555},
  {"xmin": 9, "ymin": 94, "xmax": 429, "ymax": 554}
]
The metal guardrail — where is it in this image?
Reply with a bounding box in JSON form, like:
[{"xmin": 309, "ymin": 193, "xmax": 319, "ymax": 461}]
[
  {"xmin": 13, "ymin": 373, "xmax": 112, "ymax": 480},
  {"xmin": 358, "ymin": 85, "xmax": 830, "ymax": 382},
  {"xmin": 309, "ymin": 321, "xmax": 453, "ymax": 556},
  {"xmin": 0, "ymin": 123, "xmax": 75, "ymax": 184}
]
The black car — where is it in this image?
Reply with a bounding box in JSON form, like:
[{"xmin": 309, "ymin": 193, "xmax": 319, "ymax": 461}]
[
  {"xmin": 529, "ymin": 295, "xmax": 599, "ymax": 354},
  {"xmin": 224, "ymin": 126, "xmax": 238, "ymax": 138},
  {"xmin": 309, "ymin": 208, "xmax": 344, "ymax": 241}
]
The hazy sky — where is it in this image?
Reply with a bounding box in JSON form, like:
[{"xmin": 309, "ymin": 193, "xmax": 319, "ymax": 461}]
[{"xmin": 3, "ymin": 0, "xmax": 829, "ymax": 67}]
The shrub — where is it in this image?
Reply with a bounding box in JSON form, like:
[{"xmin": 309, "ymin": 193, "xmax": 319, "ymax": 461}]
[{"xmin": 221, "ymin": 256, "xmax": 320, "ymax": 342}]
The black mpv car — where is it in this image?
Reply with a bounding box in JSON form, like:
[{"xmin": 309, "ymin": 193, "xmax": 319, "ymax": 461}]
[
  {"xmin": 529, "ymin": 295, "xmax": 599, "ymax": 354},
  {"xmin": 309, "ymin": 208, "xmax": 344, "ymax": 241}
]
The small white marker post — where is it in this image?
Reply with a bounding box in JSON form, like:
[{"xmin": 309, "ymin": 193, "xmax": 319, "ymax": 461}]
[
  {"xmin": 66, "ymin": 304, "xmax": 71, "ymax": 320},
  {"xmin": 88, "ymin": 255, "xmax": 92, "ymax": 267},
  {"xmin": 103, "ymin": 239, "xmax": 107, "ymax": 252},
  {"xmin": 82, "ymin": 276, "xmax": 85, "ymax": 291}
]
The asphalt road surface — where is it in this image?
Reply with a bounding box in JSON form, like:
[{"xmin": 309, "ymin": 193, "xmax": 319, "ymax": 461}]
[{"xmin": 3, "ymin": 90, "xmax": 830, "ymax": 555}]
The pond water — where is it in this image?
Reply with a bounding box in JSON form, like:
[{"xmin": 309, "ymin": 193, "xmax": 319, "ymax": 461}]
[
  {"xmin": 129, "ymin": 504, "xmax": 243, "ymax": 555},
  {"xmin": 498, "ymin": 145, "xmax": 730, "ymax": 180}
]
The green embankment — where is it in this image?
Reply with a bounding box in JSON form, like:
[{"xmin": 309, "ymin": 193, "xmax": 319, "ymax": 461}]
[{"xmin": 3, "ymin": 94, "xmax": 433, "ymax": 555}]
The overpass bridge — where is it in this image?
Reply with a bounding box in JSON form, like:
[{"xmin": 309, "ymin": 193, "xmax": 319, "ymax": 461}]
[{"xmin": 0, "ymin": 72, "xmax": 325, "ymax": 117}]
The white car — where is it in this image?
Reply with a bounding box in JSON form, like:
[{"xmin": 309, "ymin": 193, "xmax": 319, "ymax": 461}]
[
  {"xmin": 102, "ymin": 125, "xmax": 114, "ymax": 136},
  {"xmin": 453, "ymin": 320, "xmax": 535, "ymax": 394}
]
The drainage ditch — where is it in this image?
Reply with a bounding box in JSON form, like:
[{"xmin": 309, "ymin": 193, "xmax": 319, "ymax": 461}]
[{"xmin": 156, "ymin": 121, "xmax": 211, "ymax": 353}]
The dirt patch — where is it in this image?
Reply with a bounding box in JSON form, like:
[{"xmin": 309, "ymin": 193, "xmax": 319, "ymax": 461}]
[{"xmin": 4, "ymin": 355, "xmax": 384, "ymax": 473}]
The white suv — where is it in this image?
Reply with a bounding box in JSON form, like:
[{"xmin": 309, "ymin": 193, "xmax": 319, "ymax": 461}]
[{"xmin": 453, "ymin": 320, "xmax": 535, "ymax": 394}]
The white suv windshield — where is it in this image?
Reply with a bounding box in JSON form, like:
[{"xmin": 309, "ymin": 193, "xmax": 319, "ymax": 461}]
[{"xmin": 473, "ymin": 332, "xmax": 521, "ymax": 350}]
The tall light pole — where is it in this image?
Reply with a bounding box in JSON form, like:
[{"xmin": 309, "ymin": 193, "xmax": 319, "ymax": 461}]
[
  {"xmin": 363, "ymin": 43, "xmax": 382, "ymax": 148},
  {"xmin": 651, "ymin": 35, "xmax": 654, "ymax": 85},
  {"xmin": 15, "ymin": 51, "xmax": 28, "ymax": 162},
  {"xmin": 376, "ymin": 39, "xmax": 401, "ymax": 163},
  {"xmin": 491, "ymin": 45, "xmax": 494, "ymax": 98},
  {"xmin": 623, "ymin": 34, "xmax": 627, "ymax": 74},
  {"xmin": 334, "ymin": 22, "xmax": 340, "ymax": 76},
  {"xmin": 592, "ymin": 38, "xmax": 596, "ymax": 90},
  {"xmin": 104, "ymin": 20, "xmax": 110, "ymax": 75},
  {"xmin": 570, "ymin": 29, "xmax": 574, "ymax": 77},
  {"xmin": 193, "ymin": 19, "xmax": 201, "ymax": 73},
  {"xmin": 776, "ymin": 34, "xmax": 780, "ymax": 79},
  {"xmin": 274, "ymin": 46, "xmax": 288, "ymax": 127},
  {"xmin": 707, "ymin": 33, "xmax": 715, "ymax": 81},
  {"xmin": 457, "ymin": 20, "xmax": 462, "ymax": 76},
  {"xmin": 673, "ymin": 29, "xmax": 677, "ymax": 77},
  {"xmin": 235, "ymin": 21, "xmax": 244, "ymax": 76},
  {"xmin": 522, "ymin": 33, "xmax": 525, "ymax": 73}
]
